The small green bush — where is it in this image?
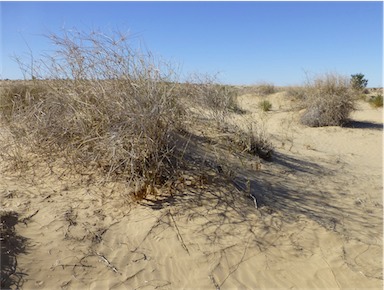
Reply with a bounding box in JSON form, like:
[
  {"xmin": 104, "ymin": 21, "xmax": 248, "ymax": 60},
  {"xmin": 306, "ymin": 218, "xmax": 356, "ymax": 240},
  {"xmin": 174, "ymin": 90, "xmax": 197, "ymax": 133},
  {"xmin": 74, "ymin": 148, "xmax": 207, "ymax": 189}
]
[
  {"xmin": 368, "ymin": 94, "xmax": 383, "ymax": 108},
  {"xmin": 258, "ymin": 100, "xmax": 272, "ymax": 112}
]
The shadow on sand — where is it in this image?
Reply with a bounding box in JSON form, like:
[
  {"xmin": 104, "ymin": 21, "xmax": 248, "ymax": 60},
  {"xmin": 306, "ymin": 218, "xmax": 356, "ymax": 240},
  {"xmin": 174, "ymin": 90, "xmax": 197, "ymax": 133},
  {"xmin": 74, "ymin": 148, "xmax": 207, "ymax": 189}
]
[
  {"xmin": 344, "ymin": 120, "xmax": 383, "ymax": 131},
  {"xmin": 1, "ymin": 211, "xmax": 28, "ymax": 290}
]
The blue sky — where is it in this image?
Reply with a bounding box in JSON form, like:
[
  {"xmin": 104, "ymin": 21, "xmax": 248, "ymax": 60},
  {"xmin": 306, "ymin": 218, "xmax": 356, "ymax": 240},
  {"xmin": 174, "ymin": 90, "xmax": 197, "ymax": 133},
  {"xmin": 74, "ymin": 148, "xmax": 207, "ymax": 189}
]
[{"xmin": 1, "ymin": 1, "xmax": 383, "ymax": 86}]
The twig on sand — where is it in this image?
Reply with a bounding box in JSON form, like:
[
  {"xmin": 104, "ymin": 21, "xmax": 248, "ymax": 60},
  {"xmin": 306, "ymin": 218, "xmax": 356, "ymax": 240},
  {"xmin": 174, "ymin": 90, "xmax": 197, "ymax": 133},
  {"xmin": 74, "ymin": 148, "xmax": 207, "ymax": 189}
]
[
  {"xmin": 168, "ymin": 210, "xmax": 190, "ymax": 255},
  {"xmin": 246, "ymin": 179, "xmax": 258, "ymax": 209},
  {"xmin": 21, "ymin": 209, "xmax": 39, "ymax": 225},
  {"xmin": 208, "ymin": 275, "xmax": 221, "ymax": 290},
  {"xmin": 96, "ymin": 252, "xmax": 121, "ymax": 274},
  {"xmin": 249, "ymin": 193, "xmax": 258, "ymax": 209}
]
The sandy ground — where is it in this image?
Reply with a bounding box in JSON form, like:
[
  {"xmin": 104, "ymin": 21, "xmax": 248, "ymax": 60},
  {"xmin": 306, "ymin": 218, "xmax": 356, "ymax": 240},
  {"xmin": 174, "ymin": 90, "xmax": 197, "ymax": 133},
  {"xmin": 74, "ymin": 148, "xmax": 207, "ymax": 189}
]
[{"xmin": 1, "ymin": 92, "xmax": 383, "ymax": 289}]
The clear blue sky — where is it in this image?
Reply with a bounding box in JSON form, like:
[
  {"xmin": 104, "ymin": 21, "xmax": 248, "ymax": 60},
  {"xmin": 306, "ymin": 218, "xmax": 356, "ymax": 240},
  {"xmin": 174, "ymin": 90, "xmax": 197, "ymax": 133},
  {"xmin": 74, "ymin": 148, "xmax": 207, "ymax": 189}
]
[{"xmin": 1, "ymin": 1, "xmax": 383, "ymax": 86}]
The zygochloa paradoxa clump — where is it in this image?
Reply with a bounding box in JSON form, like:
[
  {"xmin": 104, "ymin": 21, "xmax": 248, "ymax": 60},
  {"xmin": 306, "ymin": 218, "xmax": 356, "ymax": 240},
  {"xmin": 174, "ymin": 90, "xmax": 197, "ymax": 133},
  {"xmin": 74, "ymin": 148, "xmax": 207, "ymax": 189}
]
[
  {"xmin": 181, "ymin": 73, "xmax": 242, "ymax": 125},
  {"xmin": 1, "ymin": 29, "xmax": 186, "ymax": 188},
  {"xmin": 300, "ymin": 73, "xmax": 357, "ymax": 127}
]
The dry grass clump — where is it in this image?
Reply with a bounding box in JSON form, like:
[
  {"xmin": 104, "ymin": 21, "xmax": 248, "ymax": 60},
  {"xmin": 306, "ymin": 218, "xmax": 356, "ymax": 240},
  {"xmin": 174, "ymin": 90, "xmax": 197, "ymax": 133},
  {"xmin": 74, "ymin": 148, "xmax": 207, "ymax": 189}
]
[
  {"xmin": 221, "ymin": 122, "xmax": 274, "ymax": 160},
  {"xmin": 253, "ymin": 83, "xmax": 276, "ymax": 96},
  {"xmin": 182, "ymin": 74, "xmax": 243, "ymax": 124},
  {"xmin": 285, "ymin": 86, "xmax": 307, "ymax": 100},
  {"xmin": 1, "ymin": 29, "xmax": 185, "ymax": 188},
  {"xmin": 300, "ymin": 73, "xmax": 357, "ymax": 127},
  {"xmin": 242, "ymin": 123, "xmax": 273, "ymax": 160},
  {"xmin": 258, "ymin": 100, "xmax": 272, "ymax": 112},
  {"xmin": 0, "ymin": 82, "xmax": 50, "ymax": 122},
  {"xmin": 1, "ymin": 28, "xmax": 275, "ymax": 201},
  {"xmin": 368, "ymin": 94, "xmax": 383, "ymax": 108}
]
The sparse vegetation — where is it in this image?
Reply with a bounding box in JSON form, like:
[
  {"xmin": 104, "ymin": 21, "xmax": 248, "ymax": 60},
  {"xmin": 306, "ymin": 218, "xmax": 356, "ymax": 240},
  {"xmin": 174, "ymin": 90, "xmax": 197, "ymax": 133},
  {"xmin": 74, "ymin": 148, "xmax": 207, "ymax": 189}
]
[
  {"xmin": 242, "ymin": 122, "xmax": 273, "ymax": 160},
  {"xmin": 181, "ymin": 73, "xmax": 243, "ymax": 124},
  {"xmin": 254, "ymin": 83, "xmax": 276, "ymax": 96},
  {"xmin": 300, "ymin": 73, "xmax": 356, "ymax": 127},
  {"xmin": 368, "ymin": 94, "xmax": 383, "ymax": 108},
  {"xmin": 285, "ymin": 86, "xmax": 307, "ymax": 100},
  {"xmin": 258, "ymin": 100, "xmax": 272, "ymax": 112}
]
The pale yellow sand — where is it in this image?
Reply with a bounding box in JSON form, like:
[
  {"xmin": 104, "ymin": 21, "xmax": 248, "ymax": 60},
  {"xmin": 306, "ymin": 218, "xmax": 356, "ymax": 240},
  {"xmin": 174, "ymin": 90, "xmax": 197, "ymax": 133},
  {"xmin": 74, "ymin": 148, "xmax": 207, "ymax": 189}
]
[{"xmin": 1, "ymin": 93, "xmax": 382, "ymax": 289}]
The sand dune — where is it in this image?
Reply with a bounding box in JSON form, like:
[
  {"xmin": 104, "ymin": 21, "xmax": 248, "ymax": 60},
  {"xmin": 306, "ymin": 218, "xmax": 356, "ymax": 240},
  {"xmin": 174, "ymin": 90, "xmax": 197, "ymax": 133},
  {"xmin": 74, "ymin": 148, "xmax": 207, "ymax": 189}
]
[{"xmin": 1, "ymin": 92, "xmax": 382, "ymax": 289}]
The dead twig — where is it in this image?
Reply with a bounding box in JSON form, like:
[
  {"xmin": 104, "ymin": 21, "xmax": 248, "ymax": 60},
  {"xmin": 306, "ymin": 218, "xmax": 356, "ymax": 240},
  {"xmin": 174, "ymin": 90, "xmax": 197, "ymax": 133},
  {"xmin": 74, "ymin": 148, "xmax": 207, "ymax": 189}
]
[
  {"xmin": 246, "ymin": 179, "xmax": 258, "ymax": 209},
  {"xmin": 95, "ymin": 252, "xmax": 121, "ymax": 275},
  {"xmin": 168, "ymin": 210, "xmax": 190, "ymax": 255},
  {"xmin": 208, "ymin": 275, "xmax": 220, "ymax": 290},
  {"xmin": 20, "ymin": 209, "xmax": 39, "ymax": 225}
]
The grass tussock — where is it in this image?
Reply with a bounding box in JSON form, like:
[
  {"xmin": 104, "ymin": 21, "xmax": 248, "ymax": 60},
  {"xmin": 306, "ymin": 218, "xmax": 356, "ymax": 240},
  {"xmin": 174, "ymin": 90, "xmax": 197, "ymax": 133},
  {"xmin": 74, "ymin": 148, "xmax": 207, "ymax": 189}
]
[
  {"xmin": 258, "ymin": 100, "xmax": 272, "ymax": 112},
  {"xmin": 368, "ymin": 94, "xmax": 383, "ymax": 108},
  {"xmin": 1, "ymin": 28, "xmax": 272, "ymax": 195},
  {"xmin": 182, "ymin": 73, "xmax": 243, "ymax": 123},
  {"xmin": 254, "ymin": 83, "xmax": 276, "ymax": 96},
  {"xmin": 240, "ymin": 123, "xmax": 273, "ymax": 160},
  {"xmin": 1, "ymin": 30, "xmax": 185, "ymax": 189},
  {"xmin": 285, "ymin": 86, "xmax": 307, "ymax": 101},
  {"xmin": 300, "ymin": 73, "xmax": 357, "ymax": 127}
]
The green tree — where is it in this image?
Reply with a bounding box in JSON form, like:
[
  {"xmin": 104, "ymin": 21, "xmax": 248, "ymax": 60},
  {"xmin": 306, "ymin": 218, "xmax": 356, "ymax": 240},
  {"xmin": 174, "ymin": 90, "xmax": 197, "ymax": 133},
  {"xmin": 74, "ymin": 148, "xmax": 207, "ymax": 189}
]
[{"xmin": 350, "ymin": 73, "xmax": 368, "ymax": 91}]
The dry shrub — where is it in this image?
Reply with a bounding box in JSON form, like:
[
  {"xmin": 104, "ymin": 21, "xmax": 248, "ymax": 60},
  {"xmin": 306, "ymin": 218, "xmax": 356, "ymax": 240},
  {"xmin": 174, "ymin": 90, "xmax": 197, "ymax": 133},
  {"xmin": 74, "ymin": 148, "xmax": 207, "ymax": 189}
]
[
  {"xmin": 222, "ymin": 122, "xmax": 274, "ymax": 160},
  {"xmin": 0, "ymin": 82, "xmax": 49, "ymax": 122},
  {"xmin": 368, "ymin": 94, "xmax": 383, "ymax": 108},
  {"xmin": 253, "ymin": 83, "xmax": 276, "ymax": 96},
  {"xmin": 300, "ymin": 73, "xmax": 356, "ymax": 127},
  {"xmin": 242, "ymin": 123, "xmax": 273, "ymax": 160},
  {"xmin": 182, "ymin": 73, "xmax": 242, "ymax": 124},
  {"xmin": 285, "ymin": 86, "xmax": 307, "ymax": 100},
  {"xmin": 258, "ymin": 100, "xmax": 272, "ymax": 112},
  {"xmin": 1, "ymin": 29, "xmax": 185, "ymax": 187}
]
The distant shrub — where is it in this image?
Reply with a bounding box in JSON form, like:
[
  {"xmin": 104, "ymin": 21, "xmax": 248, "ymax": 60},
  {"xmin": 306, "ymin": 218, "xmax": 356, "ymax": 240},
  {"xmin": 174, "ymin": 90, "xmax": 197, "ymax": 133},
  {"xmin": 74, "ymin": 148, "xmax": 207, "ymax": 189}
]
[
  {"xmin": 285, "ymin": 86, "xmax": 307, "ymax": 100},
  {"xmin": 350, "ymin": 73, "xmax": 368, "ymax": 92},
  {"xmin": 300, "ymin": 73, "xmax": 356, "ymax": 127},
  {"xmin": 258, "ymin": 100, "xmax": 272, "ymax": 112},
  {"xmin": 368, "ymin": 94, "xmax": 383, "ymax": 108},
  {"xmin": 254, "ymin": 83, "xmax": 276, "ymax": 96},
  {"xmin": 184, "ymin": 74, "xmax": 243, "ymax": 124}
]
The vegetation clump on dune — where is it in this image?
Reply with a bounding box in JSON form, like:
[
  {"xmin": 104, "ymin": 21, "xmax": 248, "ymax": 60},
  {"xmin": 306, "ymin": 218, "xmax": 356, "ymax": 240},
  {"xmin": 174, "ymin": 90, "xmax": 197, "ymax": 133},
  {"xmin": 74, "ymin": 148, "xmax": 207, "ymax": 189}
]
[
  {"xmin": 300, "ymin": 73, "xmax": 357, "ymax": 127},
  {"xmin": 0, "ymin": 29, "xmax": 272, "ymax": 197},
  {"xmin": 1, "ymin": 29, "xmax": 187, "ymax": 191},
  {"xmin": 368, "ymin": 94, "xmax": 383, "ymax": 108}
]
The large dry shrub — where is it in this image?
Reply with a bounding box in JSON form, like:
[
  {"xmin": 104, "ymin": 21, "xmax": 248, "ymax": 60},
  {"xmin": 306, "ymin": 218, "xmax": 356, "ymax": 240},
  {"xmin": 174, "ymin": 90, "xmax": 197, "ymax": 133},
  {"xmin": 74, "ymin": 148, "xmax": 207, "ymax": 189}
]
[
  {"xmin": 1, "ymin": 29, "xmax": 185, "ymax": 187},
  {"xmin": 300, "ymin": 73, "xmax": 356, "ymax": 127}
]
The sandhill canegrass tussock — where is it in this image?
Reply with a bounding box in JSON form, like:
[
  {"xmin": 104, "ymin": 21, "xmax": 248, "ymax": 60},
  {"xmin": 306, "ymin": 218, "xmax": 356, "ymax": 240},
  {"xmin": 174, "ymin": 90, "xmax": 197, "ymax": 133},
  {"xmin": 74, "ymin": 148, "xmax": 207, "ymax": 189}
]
[
  {"xmin": 1, "ymin": 31, "xmax": 187, "ymax": 195},
  {"xmin": 299, "ymin": 73, "xmax": 358, "ymax": 127},
  {"xmin": 0, "ymin": 29, "xmax": 271, "ymax": 200}
]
